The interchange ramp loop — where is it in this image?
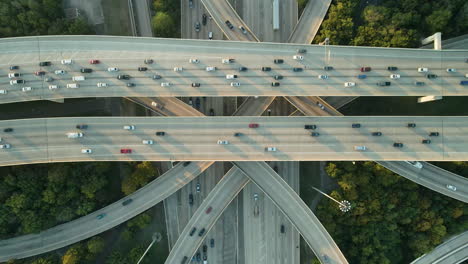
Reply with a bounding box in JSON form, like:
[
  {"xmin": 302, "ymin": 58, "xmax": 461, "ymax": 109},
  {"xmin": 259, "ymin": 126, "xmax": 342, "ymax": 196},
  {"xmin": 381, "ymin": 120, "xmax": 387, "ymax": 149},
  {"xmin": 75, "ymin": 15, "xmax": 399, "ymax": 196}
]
[
  {"xmin": 410, "ymin": 230, "xmax": 468, "ymax": 264},
  {"xmin": 0, "ymin": 161, "xmax": 213, "ymax": 262},
  {"xmin": 233, "ymin": 161, "xmax": 348, "ymax": 264},
  {"xmin": 288, "ymin": 0, "xmax": 332, "ymax": 44},
  {"xmin": 164, "ymin": 168, "xmax": 250, "ymax": 264}
]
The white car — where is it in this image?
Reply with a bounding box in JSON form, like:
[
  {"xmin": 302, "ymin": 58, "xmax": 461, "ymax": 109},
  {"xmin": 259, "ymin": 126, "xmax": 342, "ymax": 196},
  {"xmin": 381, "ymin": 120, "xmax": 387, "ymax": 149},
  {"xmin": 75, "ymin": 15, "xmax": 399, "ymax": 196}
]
[
  {"xmin": 48, "ymin": 85, "xmax": 58, "ymax": 90},
  {"xmin": 189, "ymin": 58, "xmax": 200, "ymax": 63},
  {"xmin": 265, "ymin": 147, "xmax": 277, "ymax": 152},
  {"xmin": 107, "ymin": 67, "xmax": 119, "ymax": 72},
  {"xmin": 97, "ymin": 82, "xmax": 107, "ymax": 87},
  {"xmin": 226, "ymin": 74, "xmax": 237, "ymax": 79},
  {"xmin": 54, "ymin": 70, "xmax": 66, "ymax": 75},
  {"xmin": 418, "ymin": 67, "xmax": 428, "ymax": 72},
  {"xmin": 81, "ymin": 149, "xmax": 92, "ymax": 154},
  {"xmin": 206, "ymin": 66, "xmax": 216, "ymax": 72},
  {"xmin": 66, "ymin": 83, "xmax": 79, "ymax": 89},
  {"xmin": 123, "ymin": 125, "xmax": 135, "ymax": 130},
  {"xmin": 142, "ymin": 140, "xmax": 154, "ymax": 145},
  {"xmin": 317, "ymin": 103, "xmax": 325, "ymax": 110},
  {"xmin": 390, "ymin": 74, "xmax": 400, "ymax": 79},
  {"xmin": 0, "ymin": 90, "xmax": 7, "ymax": 95},
  {"xmin": 354, "ymin": 145, "xmax": 367, "ymax": 151},
  {"xmin": 405, "ymin": 161, "xmax": 423, "ymax": 169},
  {"xmin": 173, "ymin": 67, "xmax": 183, "ymax": 72},
  {"xmin": 61, "ymin": 59, "xmax": 73, "ymax": 65},
  {"xmin": 222, "ymin": 58, "xmax": 234, "ymax": 64},
  {"xmin": 318, "ymin": 75, "xmax": 329, "ymax": 80},
  {"xmin": 67, "ymin": 132, "xmax": 83, "ymax": 138},
  {"xmin": 217, "ymin": 140, "xmax": 229, "ymax": 145},
  {"xmin": 0, "ymin": 144, "xmax": 11, "ymax": 149},
  {"xmin": 446, "ymin": 184, "xmax": 457, "ymax": 191},
  {"xmin": 293, "ymin": 55, "xmax": 304, "ymax": 60},
  {"xmin": 446, "ymin": 68, "xmax": 456, "ymax": 72},
  {"xmin": 161, "ymin": 82, "xmax": 171, "ymax": 87},
  {"xmin": 231, "ymin": 82, "xmax": 240, "ymax": 87},
  {"xmin": 344, "ymin": 82, "xmax": 355, "ymax": 87},
  {"xmin": 253, "ymin": 193, "xmax": 259, "ymax": 201},
  {"xmin": 22, "ymin": 87, "xmax": 32, "ymax": 92},
  {"xmin": 8, "ymin": 73, "xmax": 20, "ymax": 78}
]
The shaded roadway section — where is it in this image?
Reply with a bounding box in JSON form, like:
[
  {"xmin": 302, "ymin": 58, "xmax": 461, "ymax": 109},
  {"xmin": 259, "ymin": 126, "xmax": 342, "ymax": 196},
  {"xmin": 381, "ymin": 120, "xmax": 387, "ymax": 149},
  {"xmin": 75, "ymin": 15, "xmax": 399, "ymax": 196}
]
[
  {"xmin": 0, "ymin": 161, "xmax": 214, "ymax": 262},
  {"xmin": 411, "ymin": 230, "xmax": 468, "ymax": 264},
  {"xmin": 233, "ymin": 161, "xmax": 348, "ymax": 264}
]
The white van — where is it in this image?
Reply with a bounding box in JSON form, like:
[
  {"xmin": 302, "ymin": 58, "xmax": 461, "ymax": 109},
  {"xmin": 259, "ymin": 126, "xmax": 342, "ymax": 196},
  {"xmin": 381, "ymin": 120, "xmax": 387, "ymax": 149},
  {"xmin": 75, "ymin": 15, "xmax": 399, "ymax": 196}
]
[
  {"xmin": 61, "ymin": 59, "xmax": 73, "ymax": 65},
  {"xmin": 72, "ymin": 76, "xmax": 85, "ymax": 81},
  {"xmin": 67, "ymin": 83, "xmax": 79, "ymax": 89}
]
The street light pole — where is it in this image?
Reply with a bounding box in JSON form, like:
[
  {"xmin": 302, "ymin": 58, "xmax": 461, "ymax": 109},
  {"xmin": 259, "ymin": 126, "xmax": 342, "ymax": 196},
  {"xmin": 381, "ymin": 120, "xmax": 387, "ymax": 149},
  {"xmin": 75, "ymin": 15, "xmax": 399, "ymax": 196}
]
[
  {"xmin": 136, "ymin": 233, "xmax": 161, "ymax": 264},
  {"xmin": 310, "ymin": 186, "xmax": 351, "ymax": 212}
]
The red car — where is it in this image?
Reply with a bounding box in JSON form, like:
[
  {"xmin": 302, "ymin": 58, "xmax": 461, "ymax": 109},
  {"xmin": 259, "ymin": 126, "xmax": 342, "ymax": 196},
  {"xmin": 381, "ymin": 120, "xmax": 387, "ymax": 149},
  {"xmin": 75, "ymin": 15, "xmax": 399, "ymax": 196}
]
[
  {"xmin": 120, "ymin": 148, "xmax": 132, "ymax": 154},
  {"xmin": 34, "ymin": 71, "xmax": 45, "ymax": 76},
  {"xmin": 89, "ymin": 59, "xmax": 100, "ymax": 64},
  {"xmin": 360, "ymin": 66, "xmax": 372, "ymax": 72},
  {"xmin": 205, "ymin": 206, "xmax": 212, "ymax": 214},
  {"xmin": 249, "ymin": 123, "xmax": 259, "ymax": 128}
]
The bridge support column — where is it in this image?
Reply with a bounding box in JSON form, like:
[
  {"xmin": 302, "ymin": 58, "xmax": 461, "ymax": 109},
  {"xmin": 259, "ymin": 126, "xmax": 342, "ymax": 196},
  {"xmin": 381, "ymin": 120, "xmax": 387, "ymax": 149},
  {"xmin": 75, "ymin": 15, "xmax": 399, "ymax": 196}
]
[
  {"xmin": 48, "ymin": 99, "xmax": 64, "ymax": 103},
  {"xmin": 419, "ymin": 33, "xmax": 442, "ymax": 103},
  {"xmin": 418, "ymin": 95, "xmax": 442, "ymax": 103}
]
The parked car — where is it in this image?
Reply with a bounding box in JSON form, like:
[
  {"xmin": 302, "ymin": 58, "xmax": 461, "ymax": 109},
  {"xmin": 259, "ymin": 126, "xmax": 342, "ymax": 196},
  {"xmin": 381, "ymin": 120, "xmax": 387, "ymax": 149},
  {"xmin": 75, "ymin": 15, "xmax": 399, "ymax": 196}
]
[
  {"xmin": 54, "ymin": 70, "xmax": 65, "ymax": 75},
  {"xmin": 280, "ymin": 224, "xmax": 285, "ymax": 233},
  {"xmin": 196, "ymin": 183, "xmax": 201, "ymax": 192},
  {"xmin": 0, "ymin": 144, "xmax": 11, "ymax": 149},
  {"xmin": 8, "ymin": 73, "xmax": 20, "ymax": 78},
  {"xmin": 127, "ymin": 83, "xmax": 135, "ymax": 87},
  {"xmin": 81, "ymin": 149, "xmax": 92, "ymax": 154},
  {"xmin": 142, "ymin": 140, "xmax": 153, "ymax": 145},
  {"xmin": 21, "ymin": 86, "xmax": 31, "ymax": 91},
  {"xmin": 217, "ymin": 140, "xmax": 229, "ymax": 145},
  {"xmin": 189, "ymin": 58, "xmax": 199, "ymax": 63},
  {"xmin": 97, "ymin": 82, "xmax": 107, "ymax": 87},
  {"xmin": 35, "ymin": 71, "xmax": 45, "ymax": 76},
  {"xmin": 206, "ymin": 66, "xmax": 216, "ymax": 71},
  {"xmin": 9, "ymin": 65, "xmax": 19, "ymax": 70},
  {"xmin": 210, "ymin": 239, "xmax": 215, "ymax": 248}
]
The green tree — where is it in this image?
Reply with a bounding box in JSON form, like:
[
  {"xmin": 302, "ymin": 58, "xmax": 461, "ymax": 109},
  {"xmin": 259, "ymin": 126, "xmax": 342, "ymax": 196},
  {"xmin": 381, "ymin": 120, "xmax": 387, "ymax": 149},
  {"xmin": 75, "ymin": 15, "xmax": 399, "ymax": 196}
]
[
  {"xmin": 62, "ymin": 245, "xmax": 82, "ymax": 264},
  {"xmin": 425, "ymin": 9, "xmax": 452, "ymax": 33},
  {"xmin": 128, "ymin": 213, "xmax": 152, "ymax": 230},
  {"xmin": 87, "ymin": 236, "xmax": 105, "ymax": 255},
  {"xmin": 151, "ymin": 12, "xmax": 175, "ymax": 37}
]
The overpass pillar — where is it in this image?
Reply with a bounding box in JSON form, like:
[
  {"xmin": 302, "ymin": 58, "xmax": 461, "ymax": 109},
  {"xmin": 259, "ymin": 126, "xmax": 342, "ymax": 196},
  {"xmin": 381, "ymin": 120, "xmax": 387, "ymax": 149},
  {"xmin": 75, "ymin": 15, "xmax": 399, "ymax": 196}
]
[
  {"xmin": 48, "ymin": 99, "xmax": 64, "ymax": 103},
  {"xmin": 419, "ymin": 33, "xmax": 442, "ymax": 103}
]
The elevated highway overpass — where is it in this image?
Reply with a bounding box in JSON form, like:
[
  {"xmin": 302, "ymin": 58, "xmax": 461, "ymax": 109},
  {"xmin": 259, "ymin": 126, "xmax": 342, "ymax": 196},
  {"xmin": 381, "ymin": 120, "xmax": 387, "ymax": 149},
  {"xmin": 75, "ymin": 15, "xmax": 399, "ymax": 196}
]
[
  {"xmin": 1, "ymin": 116, "xmax": 468, "ymax": 166},
  {"xmin": 288, "ymin": 0, "xmax": 332, "ymax": 43},
  {"xmin": 411, "ymin": 230, "xmax": 468, "ymax": 264},
  {"xmin": 1, "ymin": 36, "xmax": 468, "ymax": 105},
  {"xmin": 0, "ymin": 161, "xmax": 213, "ymax": 262}
]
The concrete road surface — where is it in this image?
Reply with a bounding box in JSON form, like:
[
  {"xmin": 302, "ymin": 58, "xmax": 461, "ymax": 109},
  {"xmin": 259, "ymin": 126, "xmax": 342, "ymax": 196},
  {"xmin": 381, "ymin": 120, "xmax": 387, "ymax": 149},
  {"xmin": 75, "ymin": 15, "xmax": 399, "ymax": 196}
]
[
  {"xmin": 233, "ymin": 161, "xmax": 348, "ymax": 264},
  {"xmin": 288, "ymin": 0, "xmax": 332, "ymax": 44},
  {"xmin": 411, "ymin": 230, "xmax": 468, "ymax": 264},
  {"xmin": 0, "ymin": 161, "xmax": 213, "ymax": 262}
]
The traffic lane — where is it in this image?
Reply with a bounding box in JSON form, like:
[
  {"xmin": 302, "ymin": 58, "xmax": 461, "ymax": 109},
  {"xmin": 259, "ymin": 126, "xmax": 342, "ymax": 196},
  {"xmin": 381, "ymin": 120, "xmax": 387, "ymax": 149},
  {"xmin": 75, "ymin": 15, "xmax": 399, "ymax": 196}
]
[
  {"xmin": 233, "ymin": 161, "xmax": 348, "ymax": 264},
  {"xmin": 288, "ymin": 0, "xmax": 331, "ymax": 43},
  {"xmin": 0, "ymin": 161, "xmax": 214, "ymax": 262},
  {"xmin": 411, "ymin": 231, "xmax": 468, "ymax": 264}
]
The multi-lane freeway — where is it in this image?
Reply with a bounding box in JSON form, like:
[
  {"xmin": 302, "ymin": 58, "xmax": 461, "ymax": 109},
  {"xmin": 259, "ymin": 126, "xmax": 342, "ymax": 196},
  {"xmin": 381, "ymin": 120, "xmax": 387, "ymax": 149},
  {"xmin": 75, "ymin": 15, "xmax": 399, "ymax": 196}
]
[
  {"xmin": 1, "ymin": 36, "xmax": 468, "ymax": 105},
  {"xmin": 1, "ymin": 116, "xmax": 468, "ymax": 166},
  {"xmin": 0, "ymin": 161, "xmax": 213, "ymax": 262}
]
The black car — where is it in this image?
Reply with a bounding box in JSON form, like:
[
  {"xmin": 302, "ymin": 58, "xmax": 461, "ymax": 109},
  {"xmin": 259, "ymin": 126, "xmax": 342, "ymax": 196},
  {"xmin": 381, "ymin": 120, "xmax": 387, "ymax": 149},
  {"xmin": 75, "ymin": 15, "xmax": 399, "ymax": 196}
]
[
  {"xmin": 144, "ymin": 59, "xmax": 154, "ymax": 64},
  {"xmin": 75, "ymin": 124, "xmax": 88, "ymax": 129},
  {"xmin": 323, "ymin": 66, "xmax": 334, "ymax": 71},
  {"xmin": 39, "ymin": 61, "xmax": 51, "ymax": 66},
  {"xmin": 422, "ymin": 139, "xmax": 431, "ymax": 144},
  {"xmin": 292, "ymin": 67, "xmax": 303, "ymax": 72},
  {"xmin": 122, "ymin": 199, "xmax": 133, "ymax": 206},
  {"xmin": 352, "ymin": 123, "xmax": 361, "ymax": 128},
  {"xmin": 80, "ymin": 68, "xmax": 92, "ymax": 73},
  {"xmin": 210, "ymin": 239, "xmax": 215, "ymax": 248},
  {"xmin": 234, "ymin": 132, "xmax": 243, "ymax": 136},
  {"xmin": 3, "ymin": 128, "xmax": 13, "ymax": 132},
  {"xmin": 393, "ymin": 142, "xmax": 404, "ymax": 148},
  {"xmin": 126, "ymin": 83, "xmax": 135, "ymax": 87},
  {"xmin": 274, "ymin": 59, "xmax": 284, "ymax": 64},
  {"xmin": 239, "ymin": 67, "xmax": 248, "ymax": 72},
  {"xmin": 192, "ymin": 83, "xmax": 201, "ymax": 87},
  {"xmin": 271, "ymin": 82, "xmax": 280, "ymax": 87},
  {"xmin": 387, "ymin": 66, "xmax": 398, "ymax": 71},
  {"xmin": 297, "ymin": 49, "xmax": 307, "ymax": 54},
  {"xmin": 198, "ymin": 228, "xmax": 206, "ymax": 236},
  {"xmin": 280, "ymin": 224, "xmax": 285, "ymax": 233},
  {"xmin": 311, "ymin": 132, "xmax": 320, "ymax": 137},
  {"xmin": 181, "ymin": 256, "xmax": 188, "ymax": 264},
  {"xmin": 189, "ymin": 194, "xmax": 194, "ymax": 206},
  {"xmin": 153, "ymin": 75, "xmax": 162, "ymax": 79},
  {"xmin": 156, "ymin": 131, "xmax": 165, "ymax": 136},
  {"xmin": 372, "ymin": 132, "xmax": 382, "ymax": 136},
  {"xmin": 407, "ymin": 123, "xmax": 416, "ymax": 128},
  {"xmin": 225, "ymin": 20, "xmax": 234, "ymax": 29},
  {"xmin": 189, "ymin": 227, "xmax": 197, "ymax": 236},
  {"xmin": 118, "ymin": 75, "xmax": 130, "ymax": 80},
  {"xmin": 414, "ymin": 81, "xmax": 425, "ymax": 86},
  {"xmin": 138, "ymin": 67, "xmax": 147, "ymax": 71},
  {"xmin": 274, "ymin": 75, "xmax": 283, "ymax": 80},
  {"xmin": 202, "ymin": 244, "xmax": 207, "ymax": 253},
  {"xmin": 209, "ymin": 108, "xmax": 214, "ymax": 116},
  {"xmin": 429, "ymin": 132, "xmax": 439, "ymax": 136},
  {"xmin": 304, "ymin": 125, "xmax": 317, "ymax": 130},
  {"xmin": 261, "ymin": 67, "xmax": 271, "ymax": 72},
  {"xmin": 203, "ymin": 254, "xmax": 207, "ymax": 261},
  {"xmin": 426, "ymin": 74, "xmax": 437, "ymax": 79},
  {"xmin": 377, "ymin": 81, "xmax": 391, "ymax": 86},
  {"xmin": 183, "ymin": 161, "xmax": 191, "ymax": 167},
  {"xmin": 9, "ymin": 65, "xmax": 19, "ymax": 70},
  {"xmin": 202, "ymin": 14, "xmax": 207, "ymax": 25}
]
